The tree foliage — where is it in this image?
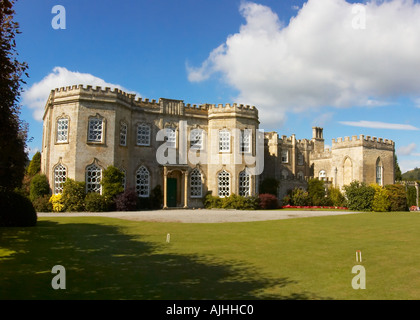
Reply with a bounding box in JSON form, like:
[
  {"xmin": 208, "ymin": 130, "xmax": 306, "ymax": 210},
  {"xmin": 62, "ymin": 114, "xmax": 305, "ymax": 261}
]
[{"xmin": 0, "ymin": 0, "xmax": 29, "ymax": 190}]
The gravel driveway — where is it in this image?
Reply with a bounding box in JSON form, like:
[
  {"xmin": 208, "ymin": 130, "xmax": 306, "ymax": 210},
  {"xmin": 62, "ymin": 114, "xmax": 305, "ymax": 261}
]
[{"xmin": 38, "ymin": 209, "xmax": 358, "ymax": 223}]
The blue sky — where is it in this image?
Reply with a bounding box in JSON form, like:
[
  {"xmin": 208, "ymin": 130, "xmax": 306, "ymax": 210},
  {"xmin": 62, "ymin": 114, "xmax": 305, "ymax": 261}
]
[{"xmin": 14, "ymin": 0, "xmax": 420, "ymax": 173}]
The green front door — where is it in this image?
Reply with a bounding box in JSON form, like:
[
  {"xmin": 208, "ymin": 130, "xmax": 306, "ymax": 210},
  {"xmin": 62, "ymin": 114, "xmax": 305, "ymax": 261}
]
[{"xmin": 167, "ymin": 178, "xmax": 177, "ymax": 207}]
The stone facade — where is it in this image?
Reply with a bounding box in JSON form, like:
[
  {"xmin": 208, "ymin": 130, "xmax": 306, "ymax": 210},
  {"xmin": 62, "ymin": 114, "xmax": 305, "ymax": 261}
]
[{"xmin": 41, "ymin": 85, "xmax": 395, "ymax": 207}]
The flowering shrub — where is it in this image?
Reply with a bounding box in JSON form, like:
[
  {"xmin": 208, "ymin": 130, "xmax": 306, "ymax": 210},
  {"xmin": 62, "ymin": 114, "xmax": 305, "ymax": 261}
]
[{"xmin": 49, "ymin": 194, "xmax": 65, "ymax": 212}]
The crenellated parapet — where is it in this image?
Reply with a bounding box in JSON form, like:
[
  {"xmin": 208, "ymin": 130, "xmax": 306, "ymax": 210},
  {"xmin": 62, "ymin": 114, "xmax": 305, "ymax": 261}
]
[
  {"xmin": 332, "ymin": 134, "xmax": 394, "ymax": 150},
  {"xmin": 208, "ymin": 103, "xmax": 258, "ymax": 120}
]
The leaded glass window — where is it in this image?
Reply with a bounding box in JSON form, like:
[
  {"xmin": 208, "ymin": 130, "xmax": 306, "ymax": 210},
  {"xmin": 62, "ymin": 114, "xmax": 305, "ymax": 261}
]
[
  {"xmin": 218, "ymin": 170, "xmax": 230, "ymax": 197},
  {"xmin": 56, "ymin": 118, "xmax": 69, "ymax": 143},
  {"xmin": 190, "ymin": 168, "xmax": 202, "ymax": 198},
  {"xmin": 136, "ymin": 166, "xmax": 150, "ymax": 197},
  {"xmin": 88, "ymin": 118, "xmax": 103, "ymax": 142},
  {"xmin": 239, "ymin": 169, "xmax": 250, "ymax": 197},
  {"xmin": 54, "ymin": 164, "xmax": 67, "ymax": 194},
  {"xmin": 137, "ymin": 123, "xmax": 151, "ymax": 146},
  {"xmin": 86, "ymin": 164, "xmax": 102, "ymax": 193}
]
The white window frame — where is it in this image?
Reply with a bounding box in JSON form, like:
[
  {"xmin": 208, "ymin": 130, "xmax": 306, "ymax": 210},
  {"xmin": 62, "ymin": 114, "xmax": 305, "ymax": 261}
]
[
  {"xmin": 376, "ymin": 160, "xmax": 383, "ymax": 185},
  {"xmin": 53, "ymin": 164, "xmax": 67, "ymax": 194},
  {"xmin": 165, "ymin": 127, "xmax": 176, "ymax": 149},
  {"xmin": 319, "ymin": 170, "xmax": 327, "ymax": 181},
  {"xmin": 136, "ymin": 166, "xmax": 150, "ymax": 197},
  {"xmin": 190, "ymin": 168, "xmax": 203, "ymax": 198},
  {"xmin": 281, "ymin": 150, "xmax": 289, "ymax": 163},
  {"xmin": 219, "ymin": 129, "xmax": 230, "ymax": 153},
  {"xmin": 87, "ymin": 117, "xmax": 104, "ymax": 143},
  {"xmin": 86, "ymin": 164, "xmax": 102, "ymax": 194},
  {"xmin": 137, "ymin": 123, "xmax": 151, "ymax": 146},
  {"xmin": 240, "ymin": 129, "xmax": 252, "ymax": 154},
  {"xmin": 239, "ymin": 169, "xmax": 250, "ymax": 197},
  {"xmin": 56, "ymin": 118, "xmax": 69, "ymax": 143},
  {"xmin": 190, "ymin": 129, "xmax": 203, "ymax": 150},
  {"xmin": 218, "ymin": 170, "xmax": 230, "ymax": 198},
  {"xmin": 120, "ymin": 122, "xmax": 127, "ymax": 146}
]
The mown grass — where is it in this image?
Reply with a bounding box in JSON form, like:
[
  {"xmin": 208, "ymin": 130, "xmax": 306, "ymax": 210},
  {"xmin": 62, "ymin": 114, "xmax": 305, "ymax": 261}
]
[{"xmin": 1, "ymin": 212, "xmax": 420, "ymax": 300}]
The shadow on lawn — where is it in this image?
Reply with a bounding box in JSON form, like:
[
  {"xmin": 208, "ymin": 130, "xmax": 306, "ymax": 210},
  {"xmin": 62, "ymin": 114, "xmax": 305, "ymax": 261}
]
[{"xmin": 0, "ymin": 220, "xmax": 329, "ymax": 300}]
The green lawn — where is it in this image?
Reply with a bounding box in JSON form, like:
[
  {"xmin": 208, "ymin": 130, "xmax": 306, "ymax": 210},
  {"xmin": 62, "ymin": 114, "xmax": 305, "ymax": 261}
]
[{"xmin": 1, "ymin": 212, "xmax": 420, "ymax": 300}]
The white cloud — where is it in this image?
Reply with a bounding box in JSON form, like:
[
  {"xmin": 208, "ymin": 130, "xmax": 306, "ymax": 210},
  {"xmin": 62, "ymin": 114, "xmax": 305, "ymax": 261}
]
[
  {"xmin": 338, "ymin": 120, "xmax": 419, "ymax": 131},
  {"xmin": 312, "ymin": 112, "xmax": 334, "ymax": 127},
  {"xmin": 23, "ymin": 67, "xmax": 141, "ymax": 121},
  {"xmin": 397, "ymin": 143, "xmax": 417, "ymax": 156},
  {"xmin": 187, "ymin": 0, "xmax": 420, "ymax": 126}
]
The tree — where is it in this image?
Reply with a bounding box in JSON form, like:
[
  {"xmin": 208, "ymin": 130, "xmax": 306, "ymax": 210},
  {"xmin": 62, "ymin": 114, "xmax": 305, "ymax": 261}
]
[
  {"xmin": 0, "ymin": 0, "xmax": 29, "ymax": 190},
  {"xmin": 29, "ymin": 173, "xmax": 50, "ymax": 202},
  {"xmin": 307, "ymin": 178, "xmax": 326, "ymax": 205},
  {"xmin": 27, "ymin": 151, "xmax": 41, "ymax": 177},
  {"xmin": 343, "ymin": 181, "xmax": 375, "ymax": 211}
]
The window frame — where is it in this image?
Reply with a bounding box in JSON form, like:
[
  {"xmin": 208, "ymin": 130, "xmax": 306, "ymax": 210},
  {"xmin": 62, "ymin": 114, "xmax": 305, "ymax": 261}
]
[
  {"xmin": 281, "ymin": 150, "xmax": 289, "ymax": 163},
  {"xmin": 190, "ymin": 168, "xmax": 203, "ymax": 198},
  {"xmin": 120, "ymin": 122, "xmax": 128, "ymax": 146},
  {"xmin": 135, "ymin": 165, "xmax": 150, "ymax": 198},
  {"xmin": 238, "ymin": 169, "xmax": 250, "ymax": 197},
  {"xmin": 219, "ymin": 129, "xmax": 230, "ymax": 153},
  {"xmin": 190, "ymin": 128, "xmax": 204, "ymax": 151},
  {"xmin": 240, "ymin": 129, "xmax": 252, "ymax": 154},
  {"xmin": 136, "ymin": 123, "xmax": 151, "ymax": 146},
  {"xmin": 53, "ymin": 163, "xmax": 67, "ymax": 194},
  {"xmin": 87, "ymin": 116, "xmax": 105, "ymax": 143},
  {"xmin": 85, "ymin": 163, "xmax": 102, "ymax": 194},
  {"xmin": 218, "ymin": 170, "xmax": 230, "ymax": 198},
  {"xmin": 56, "ymin": 117, "xmax": 69, "ymax": 144}
]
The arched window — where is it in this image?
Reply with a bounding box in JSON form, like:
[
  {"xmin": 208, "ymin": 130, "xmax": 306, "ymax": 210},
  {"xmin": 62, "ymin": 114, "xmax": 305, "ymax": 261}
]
[
  {"xmin": 53, "ymin": 164, "xmax": 67, "ymax": 194},
  {"xmin": 86, "ymin": 163, "xmax": 102, "ymax": 193},
  {"xmin": 239, "ymin": 169, "xmax": 250, "ymax": 196},
  {"xmin": 376, "ymin": 158, "xmax": 383, "ymax": 186},
  {"xmin": 218, "ymin": 170, "xmax": 230, "ymax": 197},
  {"xmin": 297, "ymin": 171, "xmax": 304, "ymax": 181},
  {"xmin": 190, "ymin": 168, "xmax": 202, "ymax": 198},
  {"xmin": 282, "ymin": 169, "xmax": 288, "ymax": 180},
  {"xmin": 136, "ymin": 166, "xmax": 150, "ymax": 197},
  {"xmin": 319, "ymin": 170, "xmax": 327, "ymax": 181}
]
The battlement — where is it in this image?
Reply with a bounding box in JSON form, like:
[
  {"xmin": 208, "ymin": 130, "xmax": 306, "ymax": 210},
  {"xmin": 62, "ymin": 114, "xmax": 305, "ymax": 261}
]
[
  {"xmin": 332, "ymin": 134, "xmax": 394, "ymax": 150},
  {"xmin": 207, "ymin": 103, "xmax": 258, "ymax": 119}
]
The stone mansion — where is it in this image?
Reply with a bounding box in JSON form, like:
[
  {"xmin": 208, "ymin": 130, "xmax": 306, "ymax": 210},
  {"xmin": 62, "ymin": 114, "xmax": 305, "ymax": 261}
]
[{"xmin": 41, "ymin": 85, "xmax": 395, "ymax": 208}]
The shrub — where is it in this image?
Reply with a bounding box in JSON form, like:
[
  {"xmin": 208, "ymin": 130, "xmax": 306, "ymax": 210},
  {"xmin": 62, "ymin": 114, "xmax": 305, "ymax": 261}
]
[
  {"xmin": 290, "ymin": 188, "xmax": 310, "ymax": 206},
  {"xmin": 282, "ymin": 194, "xmax": 292, "ymax": 206},
  {"xmin": 85, "ymin": 192, "xmax": 109, "ymax": 212},
  {"xmin": 62, "ymin": 178, "xmax": 85, "ymax": 212},
  {"xmin": 32, "ymin": 194, "xmax": 53, "ymax": 212},
  {"xmin": 371, "ymin": 184, "xmax": 390, "ymax": 212},
  {"xmin": 101, "ymin": 166, "xmax": 124, "ymax": 200},
  {"xmin": 26, "ymin": 151, "xmax": 41, "ymax": 177},
  {"xmin": 327, "ymin": 187, "xmax": 347, "ymax": 207},
  {"xmin": 203, "ymin": 193, "xmax": 221, "ymax": 209},
  {"xmin": 115, "ymin": 188, "xmax": 138, "ymax": 211},
  {"xmin": 29, "ymin": 174, "xmax": 50, "ymax": 202},
  {"xmin": 259, "ymin": 178, "xmax": 279, "ymax": 196},
  {"xmin": 49, "ymin": 194, "xmax": 65, "ymax": 212},
  {"xmin": 343, "ymin": 181, "xmax": 375, "ymax": 211},
  {"xmin": 259, "ymin": 193, "xmax": 279, "ymax": 209},
  {"xmin": 406, "ymin": 185, "xmax": 417, "ymax": 207},
  {"xmin": 385, "ymin": 184, "xmax": 408, "ymax": 211},
  {"xmin": 0, "ymin": 188, "xmax": 37, "ymax": 227},
  {"xmin": 308, "ymin": 178, "xmax": 326, "ymax": 206}
]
